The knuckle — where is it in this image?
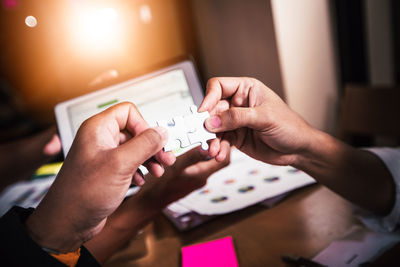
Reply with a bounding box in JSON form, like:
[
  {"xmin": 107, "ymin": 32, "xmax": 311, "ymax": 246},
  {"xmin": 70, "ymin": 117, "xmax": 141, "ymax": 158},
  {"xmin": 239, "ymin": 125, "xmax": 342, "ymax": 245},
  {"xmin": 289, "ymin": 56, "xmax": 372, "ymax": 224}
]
[
  {"xmin": 120, "ymin": 101, "xmax": 137, "ymax": 111},
  {"xmin": 228, "ymin": 109, "xmax": 242, "ymax": 125},
  {"xmin": 77, "ymin": 117, "xmax": 98, "ymax": 136},
  {"xmin": 206, "ymin": 78, "xmax": 219, "ymax": 92},
  {"xmin": 128, "ymin": 102, "xmax": 138, "ymax": 110},
  {"xmin": 239, "ymin": 77, "xmax": 253, "ymax": 86},
  {"xmin": 223, "ymin": 153, "xmax": 231, "ymax": 166},
  {"xmin": 247, "ymin": 77, "xmax": 259, "ymax": 87},
  {"xmin": 207, "ymin": 77, "xmax": 219, "ymax": 85},
  {"xmin": 79, "ymin": 117, "xmax": 91, "ymax": 130},
  {"xmin": 245, "ymin": 78, "xmax": 255, "ymax": 91}
]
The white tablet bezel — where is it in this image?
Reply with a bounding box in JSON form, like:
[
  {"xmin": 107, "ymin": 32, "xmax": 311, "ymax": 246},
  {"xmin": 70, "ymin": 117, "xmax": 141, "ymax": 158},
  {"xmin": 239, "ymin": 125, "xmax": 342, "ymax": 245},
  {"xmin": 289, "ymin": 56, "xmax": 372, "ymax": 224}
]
[{"xmin": 55, "ymin": 60, "xmax": 204, "ymax": 157}]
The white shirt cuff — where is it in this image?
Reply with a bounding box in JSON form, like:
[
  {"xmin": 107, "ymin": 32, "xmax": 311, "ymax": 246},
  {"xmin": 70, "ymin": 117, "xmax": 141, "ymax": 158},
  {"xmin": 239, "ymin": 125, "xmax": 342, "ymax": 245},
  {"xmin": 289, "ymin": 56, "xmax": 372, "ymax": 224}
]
[{"xmin": 354, "ymin": 147, "xmax": 400, "ymax": 232}]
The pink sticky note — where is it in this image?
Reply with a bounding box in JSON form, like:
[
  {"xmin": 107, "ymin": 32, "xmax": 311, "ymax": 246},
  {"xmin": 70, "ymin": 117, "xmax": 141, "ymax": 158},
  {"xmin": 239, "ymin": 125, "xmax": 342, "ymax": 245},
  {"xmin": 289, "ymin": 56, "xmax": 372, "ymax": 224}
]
[{"xmin": 182, "ymin": 236, "xmax": 239, "ymax": 267}]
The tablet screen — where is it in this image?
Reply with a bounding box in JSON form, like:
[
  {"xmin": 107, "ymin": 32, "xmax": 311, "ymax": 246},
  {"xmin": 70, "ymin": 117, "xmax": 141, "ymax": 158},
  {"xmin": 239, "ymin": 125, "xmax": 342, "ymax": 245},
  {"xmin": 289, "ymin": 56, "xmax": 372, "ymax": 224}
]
[{"xmin": 68, "ymin": 68, "xmax": 195, "ymax": 135}]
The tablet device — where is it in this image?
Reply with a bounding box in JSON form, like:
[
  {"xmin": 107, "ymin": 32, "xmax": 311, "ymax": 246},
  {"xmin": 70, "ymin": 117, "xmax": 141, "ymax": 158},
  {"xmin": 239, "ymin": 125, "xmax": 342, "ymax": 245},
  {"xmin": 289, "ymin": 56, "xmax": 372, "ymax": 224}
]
[{"xmin": 55, "ymin": 60, "xmax": 204, "ymax": 157}]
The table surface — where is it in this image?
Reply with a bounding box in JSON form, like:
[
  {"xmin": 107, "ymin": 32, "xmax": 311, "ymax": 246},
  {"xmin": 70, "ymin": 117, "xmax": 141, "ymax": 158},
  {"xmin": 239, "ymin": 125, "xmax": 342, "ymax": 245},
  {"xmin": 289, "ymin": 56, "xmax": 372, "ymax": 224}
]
[{"xmin": 104, "ymin": 185, "xmax": 361, "ymax": 266}]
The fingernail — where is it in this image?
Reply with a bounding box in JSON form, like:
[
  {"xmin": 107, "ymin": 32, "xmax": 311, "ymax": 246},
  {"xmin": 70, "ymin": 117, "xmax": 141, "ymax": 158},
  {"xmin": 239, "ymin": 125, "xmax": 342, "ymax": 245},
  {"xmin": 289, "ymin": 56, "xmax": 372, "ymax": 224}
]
[
  {"xmin": 207, "ymin": 116, "xmax": 221, "ymax": 129},
  {"xmin": 153, "ymin": 126, "xmax": 168, "ymax": 141}
]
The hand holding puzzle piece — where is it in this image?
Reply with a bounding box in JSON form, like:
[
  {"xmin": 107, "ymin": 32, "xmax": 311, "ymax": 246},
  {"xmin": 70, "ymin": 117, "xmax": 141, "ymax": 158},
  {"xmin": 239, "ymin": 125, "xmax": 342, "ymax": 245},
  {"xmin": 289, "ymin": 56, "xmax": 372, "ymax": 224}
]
[{"xmin": 157, "ymin": 105, "xmax": 216, "ymax": 151}]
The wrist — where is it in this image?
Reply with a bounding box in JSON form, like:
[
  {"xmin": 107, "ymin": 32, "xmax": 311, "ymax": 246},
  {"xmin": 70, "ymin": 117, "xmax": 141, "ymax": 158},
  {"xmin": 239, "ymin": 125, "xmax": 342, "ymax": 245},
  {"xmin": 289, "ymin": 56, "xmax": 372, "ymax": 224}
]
[
  {"xmin": 292, "ymin": 127, "xmax": 331, "ymax": 170},
  {"xmin": 25, "ymin": 210, "xmax": 84, "ymax": 253},
  {"xmin": 106, "ymin": 194, "xmax": 160, "ymax": 234}
]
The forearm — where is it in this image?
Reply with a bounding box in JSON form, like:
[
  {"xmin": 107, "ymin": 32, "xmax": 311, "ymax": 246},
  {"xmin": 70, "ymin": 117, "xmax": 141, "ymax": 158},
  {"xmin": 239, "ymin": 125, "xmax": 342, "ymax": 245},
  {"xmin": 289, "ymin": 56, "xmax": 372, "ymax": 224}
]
[
  {"xmin": 84, "ymin": 195, "xmax": 160, "ymax": 264},
  {"xmin": 294, "ymin": 129, "xmax": 395, "ymax": 215}
]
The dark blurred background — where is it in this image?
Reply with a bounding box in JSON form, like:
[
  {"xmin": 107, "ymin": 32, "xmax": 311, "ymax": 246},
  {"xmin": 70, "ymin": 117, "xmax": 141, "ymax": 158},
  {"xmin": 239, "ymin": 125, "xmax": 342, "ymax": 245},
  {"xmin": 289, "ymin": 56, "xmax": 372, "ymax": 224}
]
[{"xmin": 0, "ymin": 0, "xmax": 399, "ymax": 146}]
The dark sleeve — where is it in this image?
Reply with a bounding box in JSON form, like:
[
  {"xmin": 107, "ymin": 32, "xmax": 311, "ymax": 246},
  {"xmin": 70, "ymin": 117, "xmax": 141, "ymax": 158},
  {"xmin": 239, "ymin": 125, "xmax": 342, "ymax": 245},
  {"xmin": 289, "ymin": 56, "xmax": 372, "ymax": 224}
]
[{"xmin": 0, "ymin": 206, "xmax": 100, "ymax": 267}]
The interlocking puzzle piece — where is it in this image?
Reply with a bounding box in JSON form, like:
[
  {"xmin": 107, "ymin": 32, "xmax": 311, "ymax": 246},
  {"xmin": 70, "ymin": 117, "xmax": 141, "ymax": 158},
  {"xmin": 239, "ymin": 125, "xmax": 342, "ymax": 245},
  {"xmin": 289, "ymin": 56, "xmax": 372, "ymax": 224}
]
[
  {"xmin": 157, "ymin": 105, "xmax": 216, "ymax": 152},
  {"xmin": 157, "ymin": 116, "xmax": 191, "ymax": 151},
  {"xmin": 184, "ymin": 106, "xmax": 216, "ymax": 150}
]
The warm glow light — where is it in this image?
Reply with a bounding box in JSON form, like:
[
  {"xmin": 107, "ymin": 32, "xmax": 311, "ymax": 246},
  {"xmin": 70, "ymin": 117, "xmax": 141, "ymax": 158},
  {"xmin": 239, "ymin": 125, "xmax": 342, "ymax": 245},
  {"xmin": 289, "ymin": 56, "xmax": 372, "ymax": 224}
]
[
  {"xmin": 79, "ymin": 7, "xmax": 118, "ymax": 46},
  {"xmin": 70, "ymin": 6, "xmax": 123, "ymax": 53},
  {"xmin": 25, "ymin": 15, "xmax": 37, "ymax": 28}
]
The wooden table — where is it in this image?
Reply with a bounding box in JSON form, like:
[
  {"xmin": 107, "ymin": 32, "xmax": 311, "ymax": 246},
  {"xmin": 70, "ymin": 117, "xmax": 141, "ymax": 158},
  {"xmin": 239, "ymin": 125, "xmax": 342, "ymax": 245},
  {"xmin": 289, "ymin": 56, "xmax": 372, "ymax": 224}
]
[{"xmin": 105, "ymin": 185, "xmax": 361, "ymax": 266}]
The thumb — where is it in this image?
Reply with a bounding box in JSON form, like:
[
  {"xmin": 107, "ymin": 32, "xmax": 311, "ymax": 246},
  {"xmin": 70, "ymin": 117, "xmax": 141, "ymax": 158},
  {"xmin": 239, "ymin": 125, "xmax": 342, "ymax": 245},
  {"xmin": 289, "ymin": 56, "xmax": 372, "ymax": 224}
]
[
  {"xmin": 173, "ymin": 147, "xmax": 208, "ymax": 172},
  {"xmin": 115, "ymin": 127, "xmax": 168, "ymax": 169},
  {"xmin": 204, "ymin": 107, "xmax": 258, "ymax": 133}
]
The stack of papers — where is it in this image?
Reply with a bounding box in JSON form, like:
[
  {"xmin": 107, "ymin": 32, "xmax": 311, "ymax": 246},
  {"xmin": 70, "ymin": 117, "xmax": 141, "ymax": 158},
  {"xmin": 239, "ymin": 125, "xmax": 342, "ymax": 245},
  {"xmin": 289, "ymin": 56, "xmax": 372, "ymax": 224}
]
[{"xmin": 164, "ymin": 149, "xmax": 315, "ymax": 230}]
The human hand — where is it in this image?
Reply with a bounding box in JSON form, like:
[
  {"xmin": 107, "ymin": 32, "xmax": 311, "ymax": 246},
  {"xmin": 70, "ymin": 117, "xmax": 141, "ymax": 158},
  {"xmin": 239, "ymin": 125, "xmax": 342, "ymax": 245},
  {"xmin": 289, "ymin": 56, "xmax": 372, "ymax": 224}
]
[
  {"xmin": 84, "ymin": 144, "xmax": 231, "ymax": 263},
  {"xmin": 199, "ymin": 77, "xmax": 316, "ymax": 166},
  {"xmin": 25, "ymin": 102, "xmax": 176, "ymax": 253},
  {"xmin": 137, "ymin": 143, "xmax": 231, "ymax": 209}
]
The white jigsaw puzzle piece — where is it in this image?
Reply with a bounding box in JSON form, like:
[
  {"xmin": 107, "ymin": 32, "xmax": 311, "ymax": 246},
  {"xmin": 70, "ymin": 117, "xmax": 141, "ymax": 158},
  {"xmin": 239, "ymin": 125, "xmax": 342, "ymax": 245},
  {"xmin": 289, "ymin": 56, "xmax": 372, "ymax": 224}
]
[
  {"xmin": 184, "ymin": 105, "xmax": 216, "ymax": 150},
  {"xmin": 157, "ymin": 105, "xmax": 216, "ymax": 152},
  {"xmin": 157, "ymin": 116, "xmax": 191, "ymax": 151}
]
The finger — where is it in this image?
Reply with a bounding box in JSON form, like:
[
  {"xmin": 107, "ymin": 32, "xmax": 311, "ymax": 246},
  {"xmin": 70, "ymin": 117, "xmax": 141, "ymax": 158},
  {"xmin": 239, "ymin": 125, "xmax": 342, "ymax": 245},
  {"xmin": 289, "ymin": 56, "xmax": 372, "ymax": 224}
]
[
  {"xmin": 100, "ymin": 102, "xmax": 150, "ymax": 138},
  {"xmin": 142, "ymin": 148, "xmax": 176, "ymax": 175},
  {"xmin": 208, "ymin": 100, "xmax": 230, "ymax": 116},
  {"xmin": 143, "ymin": 152, "xmax": 176, "ymax": 181},
  {"xmin": 96, "ymin": 103, "xmax": 170, "ymax": 177},
  {"xmin": 112, "ymin": 103, "xmax": 175, "ymax": 168},
  {"xmin": 204, "ymin": 107, "xmax": 258, "ymax": 133},
  {"xmin": 208, "ymin": 136, "xmax": 221, "ymax": 158},
  {"xmin": 173, "ymin": 147, "xmax": 209, "ymax": 172},
  {"xmin": 132, "ymin": 170, "xmax": 145, "ymax": 186},
  {"xmin": 115, "ymin": 127, "xmax": 168, "ymax": 171},
  {"xmin": 184, "ymin": 149, "xmax": 231, "ymax": 178},
  {"xmin": 143, "ymin": 158, "xmax": 165, "ymax": 178},
  {"xmin": 154, "ymin": 150, "xmax": 176, "ymax": 167},
  {"xmin": 199, "ymin": 77, "xmax": 255, "ymax": 112},
  {"xmin": 199, "ymin": 77, "xmax": 238, "ymax": 112},
  {"xmin": 119, "ymin": 130, "xmax": 133, "ymax": 145},
  {"xmin": 216, "ymin": 139, "xmax": 231, "ymax": 162},
  {"xmin": 43, "ymin": 134, "xmax": 62, "ymax": 156}
]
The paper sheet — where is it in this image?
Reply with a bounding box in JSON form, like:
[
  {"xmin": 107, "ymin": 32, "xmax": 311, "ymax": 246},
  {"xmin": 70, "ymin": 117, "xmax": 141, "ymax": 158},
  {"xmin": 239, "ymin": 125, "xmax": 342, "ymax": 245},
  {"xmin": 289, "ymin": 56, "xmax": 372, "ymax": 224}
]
[
  {"xmin": 176, "ymin": 149, "xmax": 315, "ymax": 215},
  {"xmin": 0, "ymin": 149, "xmax": 315, "ymax": 218},
  {"xmin": 313, "ymin": 226, "xmax": 400, "ymax": 266},
  {"xmin": 0, "ymin": 176, "xmax": 56, "ymax": 216},
  {"xmin": 0, "ymin": 176, "xmax": 139, "ymax": 217}
]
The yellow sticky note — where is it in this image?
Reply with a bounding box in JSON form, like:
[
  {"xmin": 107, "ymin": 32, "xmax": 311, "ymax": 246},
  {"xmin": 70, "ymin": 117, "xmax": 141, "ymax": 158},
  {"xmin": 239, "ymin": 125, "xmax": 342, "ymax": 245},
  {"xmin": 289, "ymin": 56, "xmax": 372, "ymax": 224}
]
[{"xmin": 35, "ymin": 162, "xmax": 63, "ymax": 176}]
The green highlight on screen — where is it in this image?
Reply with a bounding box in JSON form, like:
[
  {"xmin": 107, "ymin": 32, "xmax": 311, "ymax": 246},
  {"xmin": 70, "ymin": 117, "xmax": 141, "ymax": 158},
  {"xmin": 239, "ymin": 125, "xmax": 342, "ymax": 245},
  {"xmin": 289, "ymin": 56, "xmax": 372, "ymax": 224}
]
[{"xmin": 98, "ymin": 99, "xmax": 118, "ymax": 109}]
